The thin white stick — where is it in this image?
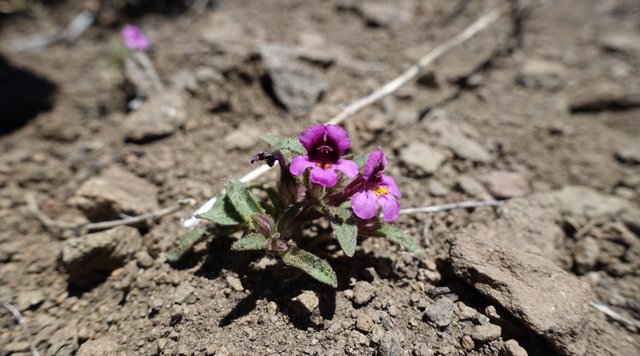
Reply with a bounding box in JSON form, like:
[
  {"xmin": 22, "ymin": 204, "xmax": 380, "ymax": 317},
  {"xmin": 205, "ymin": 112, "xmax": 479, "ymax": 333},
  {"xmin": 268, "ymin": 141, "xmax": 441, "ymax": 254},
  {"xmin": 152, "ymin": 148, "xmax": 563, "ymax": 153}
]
[
  {"xmin": 1, "ymin": 301, "xmax": 40, "ymax": 356},
  {"xmin": 183, "ymin": 5, "xmax": 513, "ymax": 228},
  {"xmin": 399, "ymin": 200, "xmax": 504, "ymax": 215},
  {"xmin": 8, "ymin": 11, "xmax": 94, "ymax": 52},
  {"xmin": 590, "ymin": 301, "xmax": 640, "ymax": 329}
]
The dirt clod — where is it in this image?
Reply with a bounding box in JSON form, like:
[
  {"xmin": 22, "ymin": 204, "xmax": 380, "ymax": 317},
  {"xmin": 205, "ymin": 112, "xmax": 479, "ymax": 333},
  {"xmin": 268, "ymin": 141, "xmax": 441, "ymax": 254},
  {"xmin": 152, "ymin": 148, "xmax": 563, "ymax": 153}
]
[
  {"xmin": 423, "ymin": 297, "xmax": 454, "ymax": 328},
  {"xmin": 124, "ymin": 90, "xmax": 187, "ymax": 142},
  {"xmin": 352, "ymin": 281, "xmax": 376, "ymax": 306},
  {"xmin": 61, "ymin": 226, "xmax": 142, "ymax": 287}
]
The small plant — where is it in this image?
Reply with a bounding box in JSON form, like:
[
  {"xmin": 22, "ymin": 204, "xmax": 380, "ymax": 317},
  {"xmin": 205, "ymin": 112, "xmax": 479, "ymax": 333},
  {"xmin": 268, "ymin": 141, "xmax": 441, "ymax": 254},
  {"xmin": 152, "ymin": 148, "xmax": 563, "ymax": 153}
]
[{"xmin": 168, "ymin": 124, "xmax": 419, "ymax": 287}]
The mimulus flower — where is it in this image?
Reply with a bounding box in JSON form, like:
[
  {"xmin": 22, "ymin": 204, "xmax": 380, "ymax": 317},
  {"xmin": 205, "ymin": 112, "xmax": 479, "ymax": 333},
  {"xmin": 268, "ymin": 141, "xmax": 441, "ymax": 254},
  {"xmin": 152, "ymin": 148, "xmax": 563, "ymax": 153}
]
[
  {"xmin": 290, "ymin": 124, "xmax": 358, "ymax": 187},
  {"xmin": 122, "ymin": 24, "xmax": 150, "ymax": 50},
  {"xmin": 349, "ymin": 147, "xmax": 401, "ymax": 221}
]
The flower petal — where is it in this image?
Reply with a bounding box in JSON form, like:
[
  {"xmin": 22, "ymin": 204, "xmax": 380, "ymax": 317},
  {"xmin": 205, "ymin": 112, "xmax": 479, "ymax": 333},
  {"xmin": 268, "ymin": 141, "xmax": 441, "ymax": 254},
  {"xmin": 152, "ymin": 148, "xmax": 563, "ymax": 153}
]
[
  {"xmin": 351, "ymin": 190, "xmax": 379, "ymax": 220},
  {"xmin": 289, "ymin": 155, "xmax": 315, "ymax": 176},
  {"xmin": 310, "ymin": 166, "xmax": 338, "ymax": 187},
  {"xmin": 378, "ymin": 195, "xmax": 400, "ymax": 222},
  {"xmin": 381, "ymin": 175, "xmax": 401, "ymax": 198},
  {"xmin": 363, "ymin": 147, "xmax": 387, "ymax": 179},
  {"xmin": 334, "ymin": 158, "xmax": 359, "ymax": 178},
  {"xmin": 299, "ymin": 124, "xmax": 326, "ymax": 152},
  {"xmin": 325, "ymin": 124, "xmax": 350, "ymax": 154}
]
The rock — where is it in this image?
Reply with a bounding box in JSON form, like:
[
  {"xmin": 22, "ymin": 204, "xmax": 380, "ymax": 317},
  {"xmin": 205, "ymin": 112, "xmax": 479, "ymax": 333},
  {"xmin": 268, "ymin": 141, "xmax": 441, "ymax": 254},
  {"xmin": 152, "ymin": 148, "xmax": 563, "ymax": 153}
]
[
  {"xmin": 352, "ymin": 281, "xmax": 376, "ymax": 306},
  {"xmin": 294, "ymin": 290, "xmax": 319, "ymax": 313},
  {"xmin": 224, "ymin": 124, "xmax": 262, "ymax": 151},
  {"xmin": 422, "ymin": 297, "xmax": 454, "ymax": 327},
  {"xmin": 502, "ymin": 339, "xmax": 528, "ymax": 356},
  {"xmin": 615, "ymin": 143, "xmax": 640, "ymax": 164},
  {"xmin": 460, "ymin": 335, "xmax": 475, "ymax": 351},
  {"xmin": 457, "ymin": 175, "xmax": 492, "ymax": 200},
  {"xmin": 15, "ymin": 290, "xmax": 45, "ymax": 311},
  {"xmin": 72, "ymin": 166, "xmax": 159, "ymax": 221},
  {"xmin": 428, "ymin": 119, "xmax": 492, "ymax": 163},
  {"xmin": 4, "ymin": 341, "xmax": 30, "ymax": 353},
  {"xmin": 428, "ymin": 180, "xmax": 449, "ymax": 197},
  {"xmin": 77, "ymin": 337, "xmax": 119, "ymax": 356},
  {"xmin": 61, "ymin": 226, "xmax": 143, "ymax": 287},
  {"xmin": 573, "ymin": 236, "xmax": 600, "ymax": 275},
  {"xmin": 135, "ymin": 250, "xmax": 154, "ymax": 268},
  {"xmin": 399, "ymin": 142, "xmax": 446, "ymax": 176},
  {"xmin": 260, "ymin": 44, "xmax": 327, "ymax": 114},
  {"xmin": 174, "ymin": 282, "xmax": 196, "ymax": 304},
  {"xmin": 599, "ymin": 32, "xmax": 640, "ymax": 54},
  {"xmin": 225, "ymin": 275, "xmax": 244, "ymax": 292},
  {"xmin": 568, "ymin": 82, "xmax": 640, "ymax": 113},
  {"xmin": 359, "ymin": 1, "xmax": 412, "ymax": 28},
  {"xmin": 355, "ymin": 311, "xmax": 375, "ymax": 333},
  {"xmin": 516, "ymin": 59, "xmax": 564, "ymax": 90},
  {"xmin": 124, "ymin": 90, "xmax": 186, "ymax": 142},
  {"xmin": 450, "ymin": 232, "xmax": 590, "ymax": 355},
  {"xmin": 480, "ymin": 171, "xmax": 530, "ymax": 199},
  {"xmin": 123, "ymin": 54, "xmax": 163, "ymax": 98},
  {"xmin": 470, "ymin": 324, "xmax": 502, "ymax": 342},
  {"xmin": 455, "ymin": 302, "xmax": 477, "ymax": 320}
]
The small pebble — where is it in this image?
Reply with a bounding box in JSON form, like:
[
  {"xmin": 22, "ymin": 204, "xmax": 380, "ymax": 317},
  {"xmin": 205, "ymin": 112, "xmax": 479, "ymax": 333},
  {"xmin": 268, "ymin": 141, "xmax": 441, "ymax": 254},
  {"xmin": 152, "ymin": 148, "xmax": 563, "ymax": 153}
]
[
  {"xmin": 470, "ymin": 324, "xmax": 502, "ymax": 342},
  {"xmin": 503, "ymin": 339, "xmax": 528, "ymax": 356},
  {"xmin": 352, "ymin": 281, "xmax": 376, "ymax": 306},
  {"xmin": 461, "ymin": 335, "xmax": 475, "ymax": 351}
]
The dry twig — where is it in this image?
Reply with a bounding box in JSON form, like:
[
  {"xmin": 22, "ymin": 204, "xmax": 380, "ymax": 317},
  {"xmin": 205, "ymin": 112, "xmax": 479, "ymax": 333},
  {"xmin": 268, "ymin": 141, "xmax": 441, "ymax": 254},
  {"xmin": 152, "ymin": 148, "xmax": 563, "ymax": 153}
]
[
  {"xmin": 399, "ymin": 200, "xmax": 505, "ymax": 215},
  {"xmin": 590, "ymin": 301, "xmax": 640, "ymax": 330},
  {"xmin": 1, "ymin": 301, "xmax": 40, "ymax": 356},
  {"xmin": 183, "ymin": 4, "xmax": 518, "ymax": 228},
  {"xmin": 9, "ymin": 10, "xmax": 94, "ymax": 52},
  {"xmin": 27, "ymin": 193, "xmax": 195, "ymax": 233}
]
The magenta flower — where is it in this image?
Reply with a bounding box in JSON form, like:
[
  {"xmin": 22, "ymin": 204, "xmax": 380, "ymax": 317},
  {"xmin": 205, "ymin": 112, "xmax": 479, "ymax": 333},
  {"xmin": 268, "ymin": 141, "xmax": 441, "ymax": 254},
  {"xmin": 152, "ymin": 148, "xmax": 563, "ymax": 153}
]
[
  {"xmin": 290, "ymin": 124, "xmax": 358, "ymax": 187},
  {"xmin": 121, "ymin": 24, "xmax": 150, "ymax": 50},
  {"xmin": 349, "ymin": 147, "xmax": 401, "ymax": 221}
]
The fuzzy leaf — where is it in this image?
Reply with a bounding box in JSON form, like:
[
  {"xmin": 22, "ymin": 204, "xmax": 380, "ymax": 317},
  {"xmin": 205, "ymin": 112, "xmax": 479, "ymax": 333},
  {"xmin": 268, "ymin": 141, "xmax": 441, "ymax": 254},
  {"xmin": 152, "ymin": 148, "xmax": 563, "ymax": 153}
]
[
  {"xmin": 282, "ymin": 248, "xmax": 337, "ymax": 287},
  {"xmin": 227, "ymin": 180, "xmax": 264, "ymax": 228},
  {"xmin": 166, "ymin": 227, "xmax": 210, "ymax": 262},
  {"xmin": 260, "ymin": 134, "xmax": 305, "ymax": 155},
  {"xmin": 231, "ymin": 233, "xmax": 268, "ymax": 251},
  {"xmin": 276, "ymin": 202, "xmax": 304, "ymax": 233},
  {"xmin": 332, "ymin": 222, "xmax": 357, "ymax": 257},
  {"xmin": 197, "ymin": 194, "xmax": 242, "ymax": 226},
  {"xmin": 328, "ymin": 206, "xmax": 357, "ymax": 257},
  {"xmin": 250, "ymin": 183, "xmax": 285, "ymax": 215},
  {"xmin": 376, "ymin": 225, "xmax": 420, "ymax": 252},
  {"xmin": 353, "ymin": 154, "xmax": 368, "ymax": 169}
]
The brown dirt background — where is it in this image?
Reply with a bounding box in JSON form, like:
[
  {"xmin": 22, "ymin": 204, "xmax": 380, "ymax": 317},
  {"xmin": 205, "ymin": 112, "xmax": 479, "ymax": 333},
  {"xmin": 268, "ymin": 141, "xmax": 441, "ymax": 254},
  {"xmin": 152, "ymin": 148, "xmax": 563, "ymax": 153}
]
[{"xmin": 1, "ymin": 0, "xmax": 639, "ymax": 355}]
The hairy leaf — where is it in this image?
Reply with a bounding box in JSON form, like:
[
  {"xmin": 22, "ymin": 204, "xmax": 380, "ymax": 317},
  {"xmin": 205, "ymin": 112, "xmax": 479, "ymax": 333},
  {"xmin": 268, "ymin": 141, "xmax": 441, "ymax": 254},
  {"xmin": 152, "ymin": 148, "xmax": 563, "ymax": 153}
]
[
  {"xmin": 227, "ymin": 180, "xmax": 264, "ymax": 228},
  {"xmin": 231, "ymin": 233, "xmax": 268, "ymax": 251},
  {"xmin": 166, "ymin": 227, "xmax": 210, "ymax": 262},
  {"xmin": 197, "ymin": 194, "xmax": 242, "ymax": 226},
  {"xmin": 327, "ymin": 206, "xmax": 357, "ymax": 257},
  {"xmin": 260, "ymin": 134, "xmax": 305, "ymax": 156},
  {"xmin": 376, "ymin": 225, "xmax": 421, "ymax": 252},
  {"xmin": 282, "ymin": 248, "xmax": 337, "ymax": 287},
  {"xmin": 249, "ymin": 183, "xmax": 285, "ymax": 215},
  {"xmin": 276, "ymin": 202, "xmax": 304, "ymax": 233},
  {"xmin": 352, "ymin": 154, "xmax": 368, "ymax": 169}
]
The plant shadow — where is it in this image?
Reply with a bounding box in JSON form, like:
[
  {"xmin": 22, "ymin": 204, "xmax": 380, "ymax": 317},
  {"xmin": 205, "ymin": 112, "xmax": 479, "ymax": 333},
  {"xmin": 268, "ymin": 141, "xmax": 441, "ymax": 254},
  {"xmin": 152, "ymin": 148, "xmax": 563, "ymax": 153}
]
[{"xmin": 178, "ymin": 235, "xmax": 399, "ymax": 330}]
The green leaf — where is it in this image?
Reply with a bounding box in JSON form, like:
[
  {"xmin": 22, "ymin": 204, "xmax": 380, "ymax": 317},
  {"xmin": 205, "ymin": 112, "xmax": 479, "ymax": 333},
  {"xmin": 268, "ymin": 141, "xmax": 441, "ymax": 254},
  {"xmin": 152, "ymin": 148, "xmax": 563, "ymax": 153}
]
[
  {"xmin": 281, "ymin": 248, "xmax": 337, "ymax": 287},
  {"xmin": 197, "ymin": 194, "xmax": 242, "ymax": 226},
  {"xmin": 332, "ymin": 222, "xmax": 357, "ymax": 257},
  {"xmin": 227, "ymin": 180, "xmax": 264, "ymax": 228},
  {"xmin": 327, "ymin": 206, "xmax": 357, "ymax": 257},
  {"xmin": 353, "ymin": 154, "xmax": 368, "ymax": 169},
  {"xmin": 166, "ymin": 227, "xmax": 210, "ymax": 262},
  {"xmin": 376, "ymin": 225, "xmax": 421, "ymax": 252},
  {"xmin": 260, "ymin": 134, "xmax": 305, "ymax": 155},
  {"xmin": 249, "ymin": 183, "xmax": 285, "ymax": 215},
  {"xmin": 276, "ymin": 202, "xmax": 304, "ymax": 233},
  {"xmin": 231, "ymin": 233, "xmax": 268, "ymax": 251}
]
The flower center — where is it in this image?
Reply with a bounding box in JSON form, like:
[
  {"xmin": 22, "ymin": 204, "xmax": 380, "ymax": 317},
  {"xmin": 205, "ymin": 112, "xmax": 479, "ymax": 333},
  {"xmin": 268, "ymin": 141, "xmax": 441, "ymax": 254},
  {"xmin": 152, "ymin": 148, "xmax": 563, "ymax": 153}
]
[
  {"xmin": 316, "ymin": 162, "xmax": 332, "ymax": 169},
  {"xmin": 374, "ymin": 186, "xmax": 389, "ymax": 197}
]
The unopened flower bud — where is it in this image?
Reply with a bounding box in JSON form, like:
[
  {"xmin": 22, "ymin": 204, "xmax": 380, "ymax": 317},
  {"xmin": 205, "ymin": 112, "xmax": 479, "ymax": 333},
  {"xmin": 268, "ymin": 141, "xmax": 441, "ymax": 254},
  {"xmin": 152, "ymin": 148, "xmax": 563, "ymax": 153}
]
[{"xmin": 252, "ymin": 213, "xmax": 274, "ymax": 237}]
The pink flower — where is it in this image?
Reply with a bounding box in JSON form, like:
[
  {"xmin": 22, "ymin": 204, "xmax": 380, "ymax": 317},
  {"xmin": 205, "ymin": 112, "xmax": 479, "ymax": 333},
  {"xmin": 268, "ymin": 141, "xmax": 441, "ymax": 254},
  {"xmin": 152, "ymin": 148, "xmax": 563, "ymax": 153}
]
[
  {"xmin": 290, "ymin": 124, "xmax": 358, "ymax": 187},
  {"xmin": 121, "ymin": 24, "xmax": 150, "ymax": 50},
  {"xmin": 349, "ymin": 147, "xmax": 401, "ymax": 221}
]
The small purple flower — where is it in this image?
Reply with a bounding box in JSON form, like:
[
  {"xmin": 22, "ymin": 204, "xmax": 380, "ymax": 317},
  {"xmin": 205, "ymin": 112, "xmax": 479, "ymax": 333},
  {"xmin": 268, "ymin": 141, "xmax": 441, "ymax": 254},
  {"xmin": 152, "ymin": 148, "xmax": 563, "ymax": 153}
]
[
  {"xmin": 349, "ymin": 147, "xmax": 401, "ymax": 221},
  {"xmin": 121, "ymin": 24, "xmax": 150, "ymax": 50},
  {"xmin": 290, "ymin": 124, "xmax": 358, "ymax": 187}
]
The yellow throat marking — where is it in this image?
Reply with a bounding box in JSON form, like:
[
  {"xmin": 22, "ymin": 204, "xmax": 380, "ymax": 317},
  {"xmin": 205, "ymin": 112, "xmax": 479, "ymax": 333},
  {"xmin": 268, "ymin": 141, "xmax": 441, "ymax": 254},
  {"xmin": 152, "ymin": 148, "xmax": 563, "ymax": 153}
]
[{"xmin": 374, "ymin": 186, "xmax": 389, "ymax": 197}]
